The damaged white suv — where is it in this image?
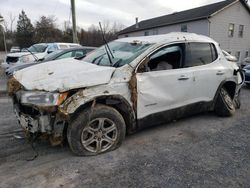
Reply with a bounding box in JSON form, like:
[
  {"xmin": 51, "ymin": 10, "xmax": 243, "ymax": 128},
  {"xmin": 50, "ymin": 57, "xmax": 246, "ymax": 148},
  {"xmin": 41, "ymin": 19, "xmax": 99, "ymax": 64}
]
[{"xmin": 9, "ymin": 33, "xmax": 244, "ymax": 156}]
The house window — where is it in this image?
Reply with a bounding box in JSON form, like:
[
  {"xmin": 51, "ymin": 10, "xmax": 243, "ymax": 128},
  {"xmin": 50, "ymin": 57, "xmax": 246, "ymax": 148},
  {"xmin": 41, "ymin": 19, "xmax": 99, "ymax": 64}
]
[
  {"xmin": 239, "ymin": 25, "xmax": 244, "ymax": 37},
  {"xmin": 144, "ymin": 31, "xmax": 149, "ymax": 36},
  {"xmin": 181, "ymin": 24, "xmax": 187, "ymax": 32},
  {"xmin": 152, "ymin": 29, "xmax": 158, "ymax": 35},
  {"xmin": 235, "ymin": 51, "xmax": 241, "ymax": 61},
  {"xmin": 228, "ymin": 23, "xmax": 234, "ymax": 37},
  {"xmin": 246, "ymin": 51, "xmax": 249, "ymax": 58}
]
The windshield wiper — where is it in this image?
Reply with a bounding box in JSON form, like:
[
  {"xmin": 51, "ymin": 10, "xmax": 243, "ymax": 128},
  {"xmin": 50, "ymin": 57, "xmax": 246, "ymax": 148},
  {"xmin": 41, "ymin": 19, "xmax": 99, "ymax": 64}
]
[
  {"xmin": 24, "ymin": 48, "xmax": 39, "ymax": 61},
  {"xmin": 91, "ymin": 53, "xmax": 105, "ymax": 64},
  {"xmin": 99, "ymin": 22, "xmax": 114, "ymax": 66}
]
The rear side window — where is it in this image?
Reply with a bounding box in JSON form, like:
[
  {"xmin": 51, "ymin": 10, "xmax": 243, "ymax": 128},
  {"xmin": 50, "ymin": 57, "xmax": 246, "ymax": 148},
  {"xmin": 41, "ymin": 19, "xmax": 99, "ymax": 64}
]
[
  {"xmin": 184, "ymin": 43, "xmax": 218, "ymax": 68},
  {"xmin": 56, "ymin": 51, "xmax": 73, "ymax": 60},
  {"xmin": 59, "ymin": 44, "xmax": 68, "ymax": 49},
  {"xmin": 74, "ymin": 50, "xmax": 85, "ymax": 57},
  {"xmin": 85, "ymin": 49, "xmax": 95, "ymax": 53}
]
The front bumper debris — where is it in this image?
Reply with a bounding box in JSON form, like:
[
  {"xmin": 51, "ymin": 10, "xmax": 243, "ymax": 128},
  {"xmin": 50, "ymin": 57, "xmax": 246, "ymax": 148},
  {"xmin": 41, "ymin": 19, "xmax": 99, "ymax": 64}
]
[
  {"xmin": 14, "ymin": 109, "xmax": 51, "ymax": 133},
  {"xmin": 12, "ymin": 91, "xmax": 68, "ymax": 146}
]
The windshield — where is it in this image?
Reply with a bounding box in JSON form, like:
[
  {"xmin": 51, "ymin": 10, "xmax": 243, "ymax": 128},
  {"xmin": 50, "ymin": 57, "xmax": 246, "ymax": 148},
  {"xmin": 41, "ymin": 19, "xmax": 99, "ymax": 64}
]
[
  {"xmin": 28, "ymin": 44, "xmax": 48, "ymax": 53},
  {"xmin": 83, "ymin": 41, "xmax": 153, "ymax": 67}
]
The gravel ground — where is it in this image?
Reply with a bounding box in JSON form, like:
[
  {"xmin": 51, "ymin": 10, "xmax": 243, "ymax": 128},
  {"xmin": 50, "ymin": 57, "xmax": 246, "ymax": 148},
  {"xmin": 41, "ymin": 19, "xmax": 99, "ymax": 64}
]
[{"xmin": 0, "ymin": 86, "xmax": 249, "ymax": 188}]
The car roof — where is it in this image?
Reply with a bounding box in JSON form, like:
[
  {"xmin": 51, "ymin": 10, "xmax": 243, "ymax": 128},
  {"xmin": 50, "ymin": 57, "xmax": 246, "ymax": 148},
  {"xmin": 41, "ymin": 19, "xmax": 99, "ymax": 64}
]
[
  {"xmin": 116, "ymin": 32, "xmax": 217, "ymax": 44},
  {"xmin": 57, "ymin": 46, "xmax": 96, "ymax": 52}
]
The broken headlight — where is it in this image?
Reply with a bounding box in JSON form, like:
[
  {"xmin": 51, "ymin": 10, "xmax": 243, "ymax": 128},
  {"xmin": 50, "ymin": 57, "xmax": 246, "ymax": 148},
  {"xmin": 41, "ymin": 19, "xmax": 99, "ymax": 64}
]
[{"xmin": 21, "ymin": 91, "xmax": 68, "ymax": 106}]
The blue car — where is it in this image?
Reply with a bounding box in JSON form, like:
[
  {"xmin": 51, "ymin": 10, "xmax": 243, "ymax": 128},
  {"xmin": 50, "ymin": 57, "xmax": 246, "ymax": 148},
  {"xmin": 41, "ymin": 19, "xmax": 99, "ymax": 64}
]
[{"xmin": 243, "ymin": 65, "xmax": 250, "ymax": 87}]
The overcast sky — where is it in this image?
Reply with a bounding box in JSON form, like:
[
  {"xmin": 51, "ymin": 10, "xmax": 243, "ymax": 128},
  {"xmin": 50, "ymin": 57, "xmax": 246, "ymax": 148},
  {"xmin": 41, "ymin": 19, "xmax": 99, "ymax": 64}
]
[{"xmin": 0, "ymin": 0, "xmax": 250, "ymax": 30}]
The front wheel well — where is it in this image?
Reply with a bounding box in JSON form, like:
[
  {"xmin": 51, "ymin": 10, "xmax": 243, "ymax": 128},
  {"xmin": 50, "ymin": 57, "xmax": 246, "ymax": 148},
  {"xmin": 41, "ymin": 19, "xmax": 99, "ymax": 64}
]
[
  {"xmin": 70, "ymin": 95, "xmax": 137, "ymax": 134},
  {"xmin": 222, "ymin": 81, "xmax": 236, "ymax": 99}
]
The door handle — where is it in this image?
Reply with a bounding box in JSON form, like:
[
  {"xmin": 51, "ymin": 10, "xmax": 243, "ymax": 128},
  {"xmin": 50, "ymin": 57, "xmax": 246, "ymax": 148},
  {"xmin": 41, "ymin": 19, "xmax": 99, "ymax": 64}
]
[
  {"xmin": 178, "ymin": 75, "xmax": 189, "ymax": 81},
  {"xmin": 216, "ymin": 71, "xmax": 225, "ymax": 75}
]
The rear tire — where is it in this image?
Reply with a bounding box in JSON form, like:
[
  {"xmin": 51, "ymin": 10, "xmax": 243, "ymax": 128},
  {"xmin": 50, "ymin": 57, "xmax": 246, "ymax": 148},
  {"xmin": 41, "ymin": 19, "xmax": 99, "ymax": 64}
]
[
  {"xmin": 67, "ymin": 104, "xmax": 126, "ymax": 156},
  {"xmin": 215, "ymin": 87, "xmax": 235, "ymax": 117}
]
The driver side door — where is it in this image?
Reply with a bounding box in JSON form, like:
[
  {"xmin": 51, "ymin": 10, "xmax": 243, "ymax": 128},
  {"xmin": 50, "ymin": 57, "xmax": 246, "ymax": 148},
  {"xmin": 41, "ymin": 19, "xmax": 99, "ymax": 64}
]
[{"xmin": 136, "ymin": 43, "xmax": 195, "ymax": 121}]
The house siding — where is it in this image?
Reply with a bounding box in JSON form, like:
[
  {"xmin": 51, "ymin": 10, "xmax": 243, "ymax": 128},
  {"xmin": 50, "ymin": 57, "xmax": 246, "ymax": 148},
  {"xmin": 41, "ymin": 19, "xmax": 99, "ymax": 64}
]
[
  {"xmin": 209, "ymin": 0, "xmax": 250, "ymax": 62},
  {"xmin": 118, "ymin": 19, "xmax": 209, "ymax": 38}
]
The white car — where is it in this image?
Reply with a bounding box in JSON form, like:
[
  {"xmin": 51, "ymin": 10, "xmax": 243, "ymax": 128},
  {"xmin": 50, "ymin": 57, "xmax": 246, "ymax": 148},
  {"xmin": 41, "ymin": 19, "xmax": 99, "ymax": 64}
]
[
  {"xmin": 10, "ymin": 46, "xmax": 21, "ymax": 53},
  {"xmin": 1, "ymin": 42, "xmax": 81, "ymax": 69},
  {"xmin": 9, "ymin": 32, "xmax": 244, "ymax": 156}
]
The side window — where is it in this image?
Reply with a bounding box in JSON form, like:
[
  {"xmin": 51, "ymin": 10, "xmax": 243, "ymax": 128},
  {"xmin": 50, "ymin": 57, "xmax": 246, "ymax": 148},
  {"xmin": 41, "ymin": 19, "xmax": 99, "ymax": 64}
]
[
  {"xmin": 74, "ymin": 50, "xmax": 84, "ymax": 58},
  {"xmin": 146, "ymin": 44, "xmax": 184, "ymax": 72},
  {"xmin": 210, "ymin": 43, "xmax": 218, "ymax": 62},
  {"xmin": 85, "ymin": 49, "xmax": 94, "ymax": 54},
  {"xmin": 47, "ymin": 45, "xmax": 57, "ymax": 53},
  {"xmin": 56, "ymin": 51, "xmax": 73, "ymax": 60},
  {"xmin": 184, "ymin": 43, "xmax": 217, "ymax": 68},
  {"xmin": 59, "ymin": 44, "xmax": 68, "ymax": 49}
]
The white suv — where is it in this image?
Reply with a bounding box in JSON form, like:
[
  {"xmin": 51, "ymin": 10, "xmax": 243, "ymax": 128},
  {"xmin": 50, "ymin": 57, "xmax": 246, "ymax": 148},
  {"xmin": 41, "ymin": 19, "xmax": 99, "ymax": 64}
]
[
  {"xmin": 9, "ymin": 33, "xmax": 244, "ymax": 156},
  {"xmin": 2, "ymin": 43, "xmax": 81, "ymax": 69}
]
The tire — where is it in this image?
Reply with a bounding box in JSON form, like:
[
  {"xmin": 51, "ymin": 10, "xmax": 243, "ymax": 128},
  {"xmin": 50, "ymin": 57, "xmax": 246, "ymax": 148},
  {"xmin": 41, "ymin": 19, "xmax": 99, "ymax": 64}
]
[
  {"xmin": 67, "ymin": 104, "xmax": 126, "ymax": 156},
  {"xmin": 246, "ymin": 83, "xmax": 250, "ymax": 88},
  {"xmin": 233, "ymin": 90, "xmax": 241, "ymax": 109},
  {"xmin": 215, "ymin": 87, "xmax": 235, "ymax": 117}
]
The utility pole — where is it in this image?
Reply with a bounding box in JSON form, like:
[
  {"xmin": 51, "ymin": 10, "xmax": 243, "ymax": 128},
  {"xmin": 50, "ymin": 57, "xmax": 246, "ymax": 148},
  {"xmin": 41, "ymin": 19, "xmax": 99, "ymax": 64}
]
[
  {"xmin": 0, "ymin": 18, "xmax": 7, "ymax": 54},
  {"xmin": 71, "ymin": 0, "xmax": 78, "ymax": 43}
]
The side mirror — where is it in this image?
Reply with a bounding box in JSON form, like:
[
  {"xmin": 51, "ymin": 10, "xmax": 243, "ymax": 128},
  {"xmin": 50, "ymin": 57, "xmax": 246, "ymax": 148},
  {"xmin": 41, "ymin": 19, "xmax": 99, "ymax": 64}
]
[
  {"xmin": 225, "ymin": 55, "xmax": 237, "ymax": 62},
  {"xmin": 47, "ymin": 50, "xmax": 53, "ymax": 54}
]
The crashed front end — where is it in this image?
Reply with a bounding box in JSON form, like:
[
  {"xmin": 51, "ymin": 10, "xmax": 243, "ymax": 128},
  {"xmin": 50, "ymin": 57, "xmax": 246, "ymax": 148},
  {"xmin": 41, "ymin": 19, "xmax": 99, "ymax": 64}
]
[{"xmin": 8, "ymin": 78, "xmax": 68, "ymax": 145}]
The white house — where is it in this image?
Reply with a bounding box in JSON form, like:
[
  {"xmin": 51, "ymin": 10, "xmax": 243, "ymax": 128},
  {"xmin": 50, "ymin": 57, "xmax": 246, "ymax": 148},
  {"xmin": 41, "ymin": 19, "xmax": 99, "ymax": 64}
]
[{"xmin": 118, "ymin": 0, "xmax": 250, "ymax": 62}]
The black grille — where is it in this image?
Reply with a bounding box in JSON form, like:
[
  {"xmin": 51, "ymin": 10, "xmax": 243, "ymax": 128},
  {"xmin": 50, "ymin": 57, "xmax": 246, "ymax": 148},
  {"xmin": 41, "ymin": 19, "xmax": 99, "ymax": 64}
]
[{"xmin": 6, "ymin": 56, "xmax": 19, "ymax": 63}]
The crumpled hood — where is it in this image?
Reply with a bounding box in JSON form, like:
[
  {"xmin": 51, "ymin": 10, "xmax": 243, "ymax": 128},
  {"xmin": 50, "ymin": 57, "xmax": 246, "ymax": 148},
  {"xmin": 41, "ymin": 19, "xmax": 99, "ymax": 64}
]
[{"xmin": 13, "ymin": 58, "xmax": 116, "ymax": 92}]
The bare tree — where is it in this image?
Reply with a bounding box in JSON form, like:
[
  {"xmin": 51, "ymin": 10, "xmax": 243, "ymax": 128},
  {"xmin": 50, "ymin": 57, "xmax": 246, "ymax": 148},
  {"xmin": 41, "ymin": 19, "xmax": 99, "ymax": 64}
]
[
  {"xmin": 78, "ymin": 20, "xmax": 126, "ymax": 47},
  {"xmin": 8, "ymin": 13, "xmax": 16, "ymax": 32}
]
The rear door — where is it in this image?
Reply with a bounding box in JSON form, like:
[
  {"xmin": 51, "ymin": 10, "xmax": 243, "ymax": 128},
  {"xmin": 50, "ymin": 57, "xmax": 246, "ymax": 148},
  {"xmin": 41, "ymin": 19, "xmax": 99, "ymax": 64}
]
[{"xmin": 184, "ymin": 42, "xmax": 226, "ymax": 101}]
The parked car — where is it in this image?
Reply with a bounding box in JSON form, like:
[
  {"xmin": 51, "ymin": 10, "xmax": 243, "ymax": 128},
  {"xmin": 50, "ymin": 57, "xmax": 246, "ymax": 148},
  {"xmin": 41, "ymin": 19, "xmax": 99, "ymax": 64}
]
[
  {"xmin": 9, "ymin": 32, "xmax": 244, "ymax": 156},
  {"xmin": 5, "ymin": 46, "xmax": 96, "ymax": 76},
  {"xmin": 10, "ymin": 46, "xmax": 21, "ymax": 53},
  {"xmin": 1, "ymin": 42, "xmax": 81, "ymax": 69},
  {"xmin": 243, "ymin": 65, "xmax": 250, "ymax": 87}
]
